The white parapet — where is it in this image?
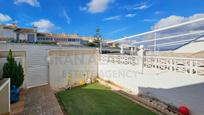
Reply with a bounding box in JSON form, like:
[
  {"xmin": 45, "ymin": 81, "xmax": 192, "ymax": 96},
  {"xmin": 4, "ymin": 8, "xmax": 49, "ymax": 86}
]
[{"xmin": 0, "ymin": 78, "xmax": 10, "ymax": 115}]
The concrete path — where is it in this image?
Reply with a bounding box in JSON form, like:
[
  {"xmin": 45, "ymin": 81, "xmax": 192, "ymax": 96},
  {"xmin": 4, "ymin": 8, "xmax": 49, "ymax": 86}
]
[{"xmin": 22, "ymin": 85, "xmax": 63, "ymax": 115}]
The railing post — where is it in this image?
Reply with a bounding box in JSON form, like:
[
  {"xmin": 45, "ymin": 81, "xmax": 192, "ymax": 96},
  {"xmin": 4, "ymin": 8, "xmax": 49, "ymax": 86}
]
[
  {"xmin": 120, "ymin": 45, "xmax": 124, "ymax": 54},
  {"xmin": 138, "ymin": 45, "xmax": 144, "ymax": 74},
  {"xmin": 169, "ymin": 58, "xmax": 173, "ymax": 71},
  {"xmin": 185, "ymin": 60, "xmax": 188, "ymax": 74},
  {"xmin": 154, "ymin": 57, "xmax": 157, "ymax": 68},
  {"xmin": 130, "ymin": 47, "xmax": 133, "ymax": 55},
  {"xmin": 189, "ymin": 60, "xmax": 193, "ymax": 74},
  {"xmin": 195, "ymin": 60, "xmax": 198, "ymax": 75}
]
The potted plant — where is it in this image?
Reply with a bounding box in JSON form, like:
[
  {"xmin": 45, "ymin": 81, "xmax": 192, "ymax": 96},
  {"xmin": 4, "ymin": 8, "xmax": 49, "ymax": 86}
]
[{"xmin": 2, "ymin": 49, "xmax": 24, "ymax": 103}]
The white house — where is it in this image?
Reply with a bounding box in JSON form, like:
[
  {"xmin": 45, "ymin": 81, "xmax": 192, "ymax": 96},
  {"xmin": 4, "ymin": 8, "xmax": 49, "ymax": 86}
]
[
  {"xmin": 0, "ymin": 24, "xmax": 16, "ymax": 41},
  {"xmin": 14, "ymin": 28, "xmax": 37, "ymax": 42}
]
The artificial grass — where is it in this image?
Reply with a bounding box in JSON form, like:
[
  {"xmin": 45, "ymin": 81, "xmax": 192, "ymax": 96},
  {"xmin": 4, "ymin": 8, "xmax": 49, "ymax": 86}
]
[{"xmin": 57, "ymin": 83, "xmax": 157, "ymax": 115}]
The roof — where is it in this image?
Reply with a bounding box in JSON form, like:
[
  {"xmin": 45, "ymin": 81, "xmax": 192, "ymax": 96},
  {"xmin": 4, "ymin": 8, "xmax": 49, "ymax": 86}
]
[
  {"xmin": 0, "ymin": 24, "xmax": 17, "ymax": 30},
  {"xmin": 15, "ymin": 28, "xmax": 36, "ymax": 33}
]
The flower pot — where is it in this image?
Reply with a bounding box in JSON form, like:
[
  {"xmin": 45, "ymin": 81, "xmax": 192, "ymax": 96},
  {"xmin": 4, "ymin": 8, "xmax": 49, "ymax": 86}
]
[{"xmin": 10, "ymin": 85, "xmax": 20, "ymax": 103}]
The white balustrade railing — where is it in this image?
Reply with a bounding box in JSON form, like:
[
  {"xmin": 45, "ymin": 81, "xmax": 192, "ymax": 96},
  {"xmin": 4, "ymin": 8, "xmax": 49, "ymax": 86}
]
[
  {"xmin": 144, "ymin": 56, "xmax": 204, "ymax": 75},
  {"xmin": 99, "ymin": 54, "xmax": 204, "ymax": 76},
  {"xmin": 99, "ymin": 54, "xmax": 139, "ymax": 66}
]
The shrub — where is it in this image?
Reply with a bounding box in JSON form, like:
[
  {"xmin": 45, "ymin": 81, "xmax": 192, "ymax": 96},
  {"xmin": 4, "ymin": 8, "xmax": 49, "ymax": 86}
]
[{"xmin": 2, "ymin": 49, "xmax": 24, "ymax": 88}]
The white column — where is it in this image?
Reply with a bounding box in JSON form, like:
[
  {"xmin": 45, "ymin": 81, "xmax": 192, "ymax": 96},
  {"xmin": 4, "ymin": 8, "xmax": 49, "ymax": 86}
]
[
  {"xmin": 189, "ymin": 60, "xmax": 194, "ymax": 74},
  {"xmin": 100, "ymin": 42, "xmax": 102, "ymax": 54},
  {"xmin": 154, "ymin": 32, "xmax": 157, "ymax": 55},
  {"xmin": 138, "ymin": 45, "xmax": 144, "ymax": 74},
  {"xmin": 120, "ymin": 45, "xmax": 124, "ymax": 54},
  {"xmin": 134, "ymin": 46, "xmax": 138, "ymax": 55},
  {"xmin": 34, "ymin": 33, "xmax": 37, "ymax": 42},
  {"xmin": 130, "ymin": 47, "xmax": 133, "ymax": 55}
]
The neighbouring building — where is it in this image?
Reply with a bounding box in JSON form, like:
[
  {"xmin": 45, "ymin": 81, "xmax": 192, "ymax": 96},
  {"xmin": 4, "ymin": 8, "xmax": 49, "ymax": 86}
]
[
  {"xmin": 36, "ymin": 33, "xmax": 99, "ymax": 46},
  {"xmin": 0, "ymin": 24, "xmax": 37, "ymax": 43},
  {"xmin": 0, "ymin": 24, "xmax": 16, "ymax": 42},
  {"xmin": 0, "ymin": 24, "xmax": 105, "ymax": 46},
  {"xmin": 14, "ymin": 28, "xmax": 37, "ymax": 42},
  {"xmin": 37, "ymin": 33, "xmax": 82, "ymax": 46}
]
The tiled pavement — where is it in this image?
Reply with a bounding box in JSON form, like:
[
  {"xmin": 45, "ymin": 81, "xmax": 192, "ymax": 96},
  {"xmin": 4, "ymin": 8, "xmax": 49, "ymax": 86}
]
[{"xmin": 22, "ymin": 85, "xmax": 63, "ymax": 115}]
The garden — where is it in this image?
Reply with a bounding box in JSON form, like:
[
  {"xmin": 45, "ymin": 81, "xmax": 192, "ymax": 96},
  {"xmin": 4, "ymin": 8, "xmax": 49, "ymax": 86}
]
[{"xmin": 57, "ymin": 83, "xmax": 158, "ymax": 115}]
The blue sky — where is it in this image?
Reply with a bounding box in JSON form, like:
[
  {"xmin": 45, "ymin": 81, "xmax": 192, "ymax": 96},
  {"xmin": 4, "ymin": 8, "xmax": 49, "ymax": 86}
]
[{"xmin": 0, "ymin": 0, "xmax": 204, "ymax": 40}]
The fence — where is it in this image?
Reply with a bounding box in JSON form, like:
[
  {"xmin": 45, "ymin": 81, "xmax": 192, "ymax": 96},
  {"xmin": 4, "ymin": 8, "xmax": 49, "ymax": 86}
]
[
  {"xmin": 99, "ymin": 54, "xmax": 139, "ymax": 66},
  {"xmin": 0, "ymin": 79, "xmax": 10, "ymax": 115},
  {"xmin": 144, "ymin": 56, "xmax": 204, "ymax": 75},
  {"xmin": 48, "ymin": 49, "xmax": 98, "ymax": 90},
  {"xmin": 99, "ymin": 54, "xmax": 204, "ymax": 76}
]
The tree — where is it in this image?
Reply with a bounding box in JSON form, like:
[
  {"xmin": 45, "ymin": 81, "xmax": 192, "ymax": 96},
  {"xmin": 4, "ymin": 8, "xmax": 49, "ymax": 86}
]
[
  {"xmin": 16, "ymin": 63, "xmax": 24, "ymax": 88},
  {"xmin": 87, "ymin": 27, "xmax": 102, "ymax": 47},
  {"xmin": 3, "ymin": 49, "xmax": 15, "ymax": 79},
  {"xmin": 2, "ymin": 49, "xmax": 24, "ymax": 88}
]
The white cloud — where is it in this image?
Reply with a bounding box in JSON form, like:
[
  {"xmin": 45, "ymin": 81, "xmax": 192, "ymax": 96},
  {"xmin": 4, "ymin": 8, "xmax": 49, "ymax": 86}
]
[
  {"xmin": 0, "ymin": 13, "xmax": 12, "ymax": 22},
  {"xmin": 134, "ymin": 4, "xmax": 149, "ymax": 10},
  {"xmin": 152, "ymin": 14, "xmax": 204, "ymax": 30},
  {"xmin": 62, "ymin": 9, "xmax": 71, "ymax": 24},
  {"xmin": 14, "ymin": 0, "xmax": 40, "ymax": 7},
  {"xmin": 125, "ymin": 13, "xmax": 136, "ymax": 18},
  {"xmin": 127, "ymin": 1, "xmax": 151, "ymax": 10},
  {"xmin": 31, "ymin": 19, "xmax": 56, "ymax": 32},
  {"xmin": 153, "ymin": 15, "xmax": 185, "ymax": 29},
  {"xmin": 82, "ymin": 0, "xmax": 114, "ymax": 14},
  {"xmin": 103, "ymin": 15, "xmax": 121, "ymax": 21}
]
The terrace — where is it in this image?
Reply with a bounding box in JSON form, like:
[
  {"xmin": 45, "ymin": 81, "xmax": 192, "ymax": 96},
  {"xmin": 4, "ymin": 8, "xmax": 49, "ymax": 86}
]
[{"xmin": 1, "ymin": 17, "xmax": 204, "ymax": 115}]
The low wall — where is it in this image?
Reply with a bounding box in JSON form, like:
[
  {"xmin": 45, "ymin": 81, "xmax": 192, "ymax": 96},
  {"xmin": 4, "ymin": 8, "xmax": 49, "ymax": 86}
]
[
  {"xmin": 0, "ymin": 78, "xmax": 10, "ymax": 115},
  {"xmin": 48, "ymin": 49, "xmax": 98, "ymax": 90}
]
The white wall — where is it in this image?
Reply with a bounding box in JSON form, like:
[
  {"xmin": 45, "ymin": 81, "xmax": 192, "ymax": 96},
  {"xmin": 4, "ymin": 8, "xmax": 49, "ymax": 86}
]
[
  {"xmin": 0, "ymin": 79, "xmax": 10, "ymax": 115},
  {"xmin": 0, "ymin": 27, "xmax": 15, "ymax": 40},
  {"xmin": 0, "ymin": 44, "xmax": 59, "ymax": 88},
  {"xmin": 19, "ymin": 33, "xmax": 27, "ymax": 41},
  {"xmin": 48, "ymin": 49, "xmax": 98, "ymax": 90}
]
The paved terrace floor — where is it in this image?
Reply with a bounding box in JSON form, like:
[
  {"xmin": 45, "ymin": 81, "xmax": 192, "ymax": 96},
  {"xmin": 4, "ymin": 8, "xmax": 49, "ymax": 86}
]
[{"xmin": 22, "ymin": 85, "xmax": 63, "ymax": 115}]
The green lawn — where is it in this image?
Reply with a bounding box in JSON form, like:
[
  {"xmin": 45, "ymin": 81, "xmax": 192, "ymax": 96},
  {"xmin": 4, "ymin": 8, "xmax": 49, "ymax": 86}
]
[{"xmin": 57, "ymin": 83, "xmax": 157, "ymax": 115}]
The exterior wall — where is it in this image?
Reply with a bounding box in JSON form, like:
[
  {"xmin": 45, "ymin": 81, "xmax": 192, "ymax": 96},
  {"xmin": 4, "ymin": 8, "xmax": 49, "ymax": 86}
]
[
  {"xmin": 48, "ymin": 49, "xmax": 98, "ymax": 90},
  {"xmin": 14, "ymin": 32, "xmax": 37, "ymax": 42},
  {"xmin": 0, "ymin": 44, "xmax": 59, "ymax": 88},
  {"xmin": 0, "ymin": 27, "xmax": 15, "ymax": 40},
  {"xmin": 0, "ymin": 44, "xmax": 97, "ymax": 89},
  {"xmin": 19, "ymin": 33, "xmax": 27, "ymax": 41},
  {"xmin": 0, "ymin": 79, "xmax": 10, "ymax": 115}
]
